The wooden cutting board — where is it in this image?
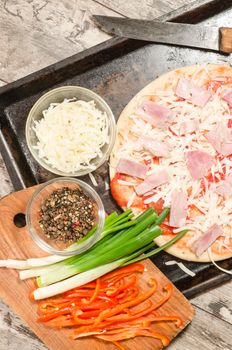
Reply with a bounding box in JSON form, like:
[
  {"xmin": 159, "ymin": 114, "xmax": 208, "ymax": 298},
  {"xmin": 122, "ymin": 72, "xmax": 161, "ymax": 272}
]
[{"xmin": 0, "ymin": 186, "xmax": 195, "ymax": 350}]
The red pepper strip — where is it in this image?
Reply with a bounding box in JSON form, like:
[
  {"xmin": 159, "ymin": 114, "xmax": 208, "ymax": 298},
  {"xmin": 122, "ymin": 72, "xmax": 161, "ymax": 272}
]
[
  {"xmin": 124, "ymin": 308, "xmax": 132, "ymax": 316},
  {"xmin": 106, "ymin": 275, "xmax": 137, "ymax": 297},
  {"xmin": 39, "ymin": 300, "xmax": 113, "ymax": 316},
  {"xmin": 78, "ymin": 310, "xmax": 101, "ymax": 319},
  {"xmin": 37, "ymin": 306, "xmax": 74, "ymax": 322},
  {"xmin": 63, "ymin": 281, "xmax": 110, "ymax": 296},
  {"xmin": 98, "ymin": 327, "xmax": 151, "ymax": 335},
  {"xmin": 79, "ymin": 301, "xmax": 116, "ymax": 311},
  {"xmin": 98, "ymin": 295, "xmax": 114, "ymax": 302},
  {"xmin": 102, "ymin": 263, "xmax": 144, "ymax": 282},
  {"xmin": 76, "ymin": 302, "xmax": 117, "ymax": 320},
  {"xmin": 112, "ymin": 341, "xmax": 127, "ymax": 350},
  {"xmin": 150, "ymin": 313, "xmax": 183, "ymax": 327},
  {"xmin": 41, "ymin": 303, "xmax": 117, "ymax": 326},
  {"xmin": 107, "ymin": 273, "xmax": 133, "ymax": 285},
  {"xmin": 104, "ymin": 307, "xmax": 154, "ymax": 324},
  {"xmin": 118, "ymin": 286, "xmax": 139, "ymax": 303},
  {"xmin": 37, "ymin": 301, "xmax": 72, "ymax": 314},
  {"xmin": 83, "ymin": 278, "xmax": 101, "ymax": 304},
  {"xmin": 105, "ymin": 285, "xmax": 173, "ymax": 323},
  {"xmin": 44, "ymin": 297, "xmax": 71, "ymax": 304},
  {"xmin": 71, "ymin": 318, "xmax": 151, "ymax": 336},
  {"xmin": 96, "ymin": 320, "xmax": 152, "ymax": 330},
  {"xmin": 106, "ymin": 306, "xmax": 175, "ymax": 325},
  {"xmin": 46, "ymin": 316, "xmax": 77, "ymax": 329},
  {"xmin": 94, "ymin": 328, "xmax": 170, "ymax": 346},
  {"xmin": 130, "ymin": 299, "xmax": 153, "ymax": 316},
  {"xmin": 151, "ymin": 284, "xmax": 173, "ymax": 310},
  {"xmin": 63, "ymin": 290, "xmax": 109, "ymax": 298},
  {"xmin": 85, "ymin": 281, "xmax": 112, "ymax": 289},
  {"xmin": 93, "ymin": 278, "xmax": 157, "ymax": 326},
  {"xmin": 81, "ymin": 281, "xmax": 98, "ymax": 289},
  {"xmin": 37, "ymin": 303, "xmax": 58, "ymax": 315},
  {"xmin": 38, "ymin": 298, "xmax": 112, "ymax": 315},
  {"xmin": 115, "ymin": 289, "xmax": 129, "ymax": 300},
  {"xmin": 72, "ymin": 311, "xmax": 97, "ymax": 325},
  {"xmin": 116, "ymin": 284, "xmax": 172, "ymax": 312}
]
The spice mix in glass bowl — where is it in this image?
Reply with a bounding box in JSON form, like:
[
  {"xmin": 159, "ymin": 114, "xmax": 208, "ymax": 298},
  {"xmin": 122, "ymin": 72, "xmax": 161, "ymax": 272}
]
[{"xmin": 26, "ymin": 177, "xmax": 105, "ymax": 256}]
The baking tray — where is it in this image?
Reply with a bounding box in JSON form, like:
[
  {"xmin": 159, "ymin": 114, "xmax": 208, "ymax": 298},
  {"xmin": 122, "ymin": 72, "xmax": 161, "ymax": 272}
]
[{"xmin": 0, "ymin": 0, "xmax": 232, "ymax": 299}]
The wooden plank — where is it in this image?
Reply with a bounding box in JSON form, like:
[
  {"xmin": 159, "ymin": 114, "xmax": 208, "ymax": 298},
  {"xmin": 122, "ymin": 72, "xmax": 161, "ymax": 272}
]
[
  {"xmin": 0, "ymin": 300, "xmax": 47, "ymax": 350},
  {"xmin": 192, "ymin": 282, "xmax": 232, "ymax": 324},
  {"xmin": 0, "ymin": 0, "xmax": 116, "ymax": 82},
  {"xmin": 0, "ymin": 156, "xmax": 14, "ymax": 198},
  {"xmin": 0, "ymin": 0, "xmax": 232, "ymax": 349},
  {"xmin": 0, "ymin": 186, "xmax": 194, "ymax": 350},
  {"xmin": 95, "ymin": 0, "xmax": 194, "ymax": 19},
  {"xmin": 1, "ymin": 295, "xmax": 232, "ymax": 350},
  {"xmin": 168, "ymin": 307, "xmax": 232, "ymax": 350},
  {"xmin": 0, "ymin": 0, "xmax": 198, "ymax": 83},
  {"xmin": 0, "ymin": 78, "xmax": 14, "ymax": 197}
]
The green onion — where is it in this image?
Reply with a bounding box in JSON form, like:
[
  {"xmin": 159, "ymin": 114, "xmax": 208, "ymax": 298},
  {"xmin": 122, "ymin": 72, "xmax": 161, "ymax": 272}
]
[
  {"xmin": 33, "ymin": 242, "xmax": 157, "ymax": 300},
  {"xmin": 9, "ymin": 206, "xmax": 188, "ymax": 302},
  {"xmin": 33, "ymin": 259, "xmax": 126, "ymax": 300},
  {"xmin": 36, "ymin": 215, "xmax": 160, "ymax": 287},
  {"xmin": 4, "ymin": 210, "xmax": 134, "ymax": 269},
  {"xmin": 18, "ymin": 209, "xmax": 150, "ymax": 279},
  {"xmin": 29, "ymin": 210, "xmax": 188, "ymax": 300},
  {"xmin": 124, "ymin": 229, "xmax": 188, "ymax": 265},
  {"xmin": 32, "ymin": 231, "xmax": 187, "ymax": 300},
  {"xmin": 155, "ymin": 208, "xmax": 170, "ymax": 225}
]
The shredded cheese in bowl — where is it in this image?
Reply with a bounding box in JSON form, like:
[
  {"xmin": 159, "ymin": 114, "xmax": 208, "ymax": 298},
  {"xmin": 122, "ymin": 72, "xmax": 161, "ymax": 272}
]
[{"xmin": 26, "ymin": 87, "xmax": 116, "ymax": 176}]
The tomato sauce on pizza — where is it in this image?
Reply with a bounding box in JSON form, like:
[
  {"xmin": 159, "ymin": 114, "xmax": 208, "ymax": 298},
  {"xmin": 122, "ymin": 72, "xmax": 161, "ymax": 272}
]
[{"xmin": 110, "ymin": 65, "xmax": 232, "ymax": 262}]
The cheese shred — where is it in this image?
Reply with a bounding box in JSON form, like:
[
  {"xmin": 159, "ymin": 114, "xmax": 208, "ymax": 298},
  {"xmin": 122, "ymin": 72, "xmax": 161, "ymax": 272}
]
[
  {"xmin": 165, "ymin": 260, "xmax": 196, "ymax": 277},
  {"xmin": 33, "ymin": 99, "xmax": 109, "ymax": 173},
  {"xmin": 207, "ymin": 248, "xmax": 232, "ymax": 275}
]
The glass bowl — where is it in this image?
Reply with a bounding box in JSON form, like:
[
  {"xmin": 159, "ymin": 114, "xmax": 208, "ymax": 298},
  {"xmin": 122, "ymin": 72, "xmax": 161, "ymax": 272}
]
[
  {"xmin": 25, "ymin": 86, "xmax": 116, "ymax": 176},
  {"xmin": 26, "ymin": 177, "xmax": 105, "ymax": 256}
]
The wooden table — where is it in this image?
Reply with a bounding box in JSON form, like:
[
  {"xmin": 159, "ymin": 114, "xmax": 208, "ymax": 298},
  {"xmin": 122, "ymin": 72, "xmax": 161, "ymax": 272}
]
[{"xmin": 0, "ymin": 1, "xmax": 231, "ymax": 349}]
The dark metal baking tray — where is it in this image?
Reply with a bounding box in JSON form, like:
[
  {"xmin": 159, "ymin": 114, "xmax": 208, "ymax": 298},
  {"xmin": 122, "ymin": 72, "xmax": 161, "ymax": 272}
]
[{"xmin": 0, "ymin": 0, "xmax": 232, "ymax": 299}]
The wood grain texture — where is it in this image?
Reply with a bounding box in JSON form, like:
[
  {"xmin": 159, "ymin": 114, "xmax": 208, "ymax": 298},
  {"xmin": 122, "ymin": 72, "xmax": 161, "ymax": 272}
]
[
  {"xmin": 0, "ymin": 0, "xmax": 232, "ymax": 349},
  {"xmin": 95, "ymin": 0, "xmax": 194, "ymax": 19},
  {"xmin": 192, "ymin": 282, "xmax": 232, "ymax": 325},
  {"xmin": 0, "ymin": 301, "xmax": 47, "ymax": 350},
  {"xmin": 0, "ymin": 0, "xmax": 196, "ymax": 82},
  {"xmin": 168, "ymin": 308, "xmax": 232, "ymax": 350},
  {"xmin": 0, "ymin": 80, "xmax": 14, "ymax": 199},
  {"xmin": 0, "ymin": 186, "xmax": 194, "ymax": 350},
  {"xmin": 0, "ymin": 157, "xmax": 14, "ymax": 198},
  {"xmin": 219, "ymin": 27, "xmax": 232, "ymax": 53},
  {"xmin": 0, "ymin": 0, "xmax": 115, "ymax": 82}
]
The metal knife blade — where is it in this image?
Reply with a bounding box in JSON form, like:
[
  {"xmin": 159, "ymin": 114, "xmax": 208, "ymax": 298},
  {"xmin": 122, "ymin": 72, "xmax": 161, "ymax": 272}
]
[{"xmin": 93, "ymin": 15, "xmax": 229, "ymax": 53}]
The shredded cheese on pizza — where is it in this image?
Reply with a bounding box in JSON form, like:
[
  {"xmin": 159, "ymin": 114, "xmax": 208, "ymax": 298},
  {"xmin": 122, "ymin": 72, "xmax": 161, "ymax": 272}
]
[{"xmin": 114, "ymin": 65, "xmax": 232, "ymax": 247}]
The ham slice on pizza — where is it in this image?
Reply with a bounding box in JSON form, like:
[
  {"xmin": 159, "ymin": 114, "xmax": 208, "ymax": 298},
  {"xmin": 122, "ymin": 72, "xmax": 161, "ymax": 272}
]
[{"xmin": 110, "ymin": 64, "xmax": 232, "ymax": 262}]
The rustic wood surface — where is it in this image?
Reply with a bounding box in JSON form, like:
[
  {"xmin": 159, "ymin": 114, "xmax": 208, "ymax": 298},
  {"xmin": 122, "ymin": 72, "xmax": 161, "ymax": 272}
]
[
  {"xmin": 0, "ymin": 0, "xmax": 231, "ymax": 350},
  {"xmin": 0, "ymin": 187, "xmax": 195, "ymax": 350}
]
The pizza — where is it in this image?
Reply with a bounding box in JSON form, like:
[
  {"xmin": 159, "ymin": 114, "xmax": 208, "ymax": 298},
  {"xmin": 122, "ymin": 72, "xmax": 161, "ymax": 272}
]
[{"xmin": 110, "ymin": 64, "xmax": 232, "ymax": 262}]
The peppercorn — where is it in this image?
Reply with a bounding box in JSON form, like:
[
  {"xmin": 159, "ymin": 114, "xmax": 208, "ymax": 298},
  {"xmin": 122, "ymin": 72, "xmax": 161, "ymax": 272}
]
[{"xmin": 39, "ymin": 186, "xmax": 96, "ymax": 243}]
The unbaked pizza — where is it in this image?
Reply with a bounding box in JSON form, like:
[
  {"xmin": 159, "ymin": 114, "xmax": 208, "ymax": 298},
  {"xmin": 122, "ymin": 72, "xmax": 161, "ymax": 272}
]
[{"xmin": 110, "ymin": 64, "xmax": 232, "ymax": 263}]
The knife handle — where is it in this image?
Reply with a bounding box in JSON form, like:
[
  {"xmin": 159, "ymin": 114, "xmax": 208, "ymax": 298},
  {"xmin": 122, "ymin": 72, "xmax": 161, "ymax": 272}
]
[{"xmin": 219, "ymin": 27, "xmax": 232, "ymax": 53}]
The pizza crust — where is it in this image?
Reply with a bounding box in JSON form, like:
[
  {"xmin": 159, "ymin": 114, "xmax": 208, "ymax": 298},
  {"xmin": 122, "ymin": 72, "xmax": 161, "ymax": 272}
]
[
  {"xmin": 110, "ymin": 64, "xmax": 232, "ymax": 263},
  {"xmin": 155, "ymin": 235, "xmax": 232, "ymax": 263}
]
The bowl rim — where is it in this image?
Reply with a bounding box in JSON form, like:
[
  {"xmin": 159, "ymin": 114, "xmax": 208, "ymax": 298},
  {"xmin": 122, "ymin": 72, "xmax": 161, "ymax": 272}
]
[
  {"xmin": 25, "ymin": 86, "xmax": 116, "ymax": 176},
  {"xmin": 26, "ymin": 177, "xmax": 105, "ymax": 256}
]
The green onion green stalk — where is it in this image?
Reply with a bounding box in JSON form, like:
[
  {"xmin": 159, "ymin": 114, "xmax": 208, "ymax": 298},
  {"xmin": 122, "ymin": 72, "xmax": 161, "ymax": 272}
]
[{"xmin": 0, "ymin": 206, "xmax": 188, "ymax": 301}]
